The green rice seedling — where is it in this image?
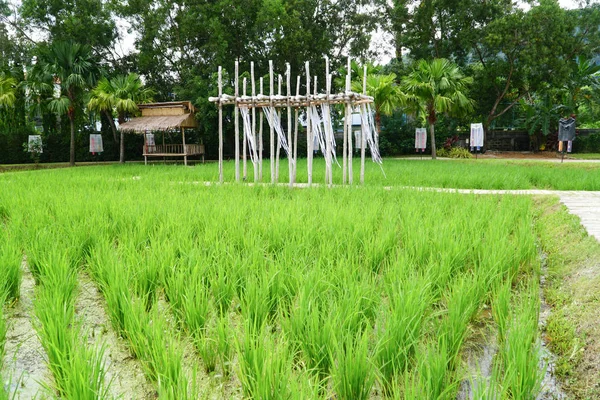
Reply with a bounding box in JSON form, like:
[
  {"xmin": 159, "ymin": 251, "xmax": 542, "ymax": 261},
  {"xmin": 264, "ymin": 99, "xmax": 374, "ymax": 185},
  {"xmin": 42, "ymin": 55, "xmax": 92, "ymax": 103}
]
[
  {"xmin": 331, "ymin": 329, "xmax": 375, "ymax": 400},
  {"xmin": 0, "ymin": 237, "xmax": 21, "ymax": 302},
  {"xmin": 438, "ymin": 275, "xmax": 485, "ymax": 368},
  {"xmin": 491, "ymin": 279, "xmax": 512, "ymax": 344},
  {"xmin": 288, "ymin": 295, "xmax": 335, "ymax": 383},
  {"xmin": 215, "ymin": 314, "xmax": 233, "ymax": 376},
  {"xmin": 409, "ymin": 341, "xmax": 457, "ymax": 400},
  {"xmin": 236, "ymin": 321, "xmax": 295, "ymax": 400},
  {"xmin": 0, "ymin": 292, "xmax": 7, "ymax": 362},
  {"xmin": 124, "ymin": 245, "xmax": 160, "ymax": 311},
  {"xmin": 182, "ymin": 280, "xmax": 211, "ymax": 346},
  {"xmin": 376, "ymin": 273, "xmax": 431, "ymax": 394},
  {"xmin": 198, "ymin": 335, "xmax": 218, "ymax": 373},
  {"xmin": 87, "ymin": 242, "xmax": 132, "ymax": 336},
  {"xmin": 497, "ymin": 284, "xmax": 544, "ymax": 399},
  {"xmin": 240, "ymin": 273, "xmax": 276, "ymax": 328},
  {"xmin": 124, "ymin": 299, "xmax": 196, "ymax": 399},
  {"xmin": 210, "ymin": 271, "xmax": 235, "ymax": 315},
  {"xmin": 33, "ymin": 249, "xmax": 109, "ymax": 399}
]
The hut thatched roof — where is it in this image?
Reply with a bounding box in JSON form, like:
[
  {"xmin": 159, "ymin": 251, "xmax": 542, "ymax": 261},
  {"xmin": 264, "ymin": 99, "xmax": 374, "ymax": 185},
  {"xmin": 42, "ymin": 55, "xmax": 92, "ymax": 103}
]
[{"xmin": 119, "ymin": 101, "xmax": 198, "ymax": 133}]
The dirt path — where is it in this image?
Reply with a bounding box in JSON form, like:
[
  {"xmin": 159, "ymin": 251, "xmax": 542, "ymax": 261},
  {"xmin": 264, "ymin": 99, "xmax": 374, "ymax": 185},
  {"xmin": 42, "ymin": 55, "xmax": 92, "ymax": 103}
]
[
  {"xmin": 75, "ymin": 274, "xmax": 156, "ymax": 400},
  {"xmin": 1, "ymin": 259, "xmax": 51, "ymax": 399}
]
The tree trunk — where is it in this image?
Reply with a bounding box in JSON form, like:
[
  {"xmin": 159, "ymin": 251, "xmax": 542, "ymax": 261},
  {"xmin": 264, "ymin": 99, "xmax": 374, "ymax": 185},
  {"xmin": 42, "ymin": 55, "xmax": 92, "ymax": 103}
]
[
  {"xmin": 120, "ymin": 129, "xmax": 125, "ymax": 163},
  {"xmin": 430, "ymin": 123, "xmax": 436, "ymax": 159},
  {"xmin": 105, "ymin": 110, "xmax": 118, "ymax": 143},
  {"xmin": 69, "ymin": 116, "xmax": 75, "ymax": 166}
]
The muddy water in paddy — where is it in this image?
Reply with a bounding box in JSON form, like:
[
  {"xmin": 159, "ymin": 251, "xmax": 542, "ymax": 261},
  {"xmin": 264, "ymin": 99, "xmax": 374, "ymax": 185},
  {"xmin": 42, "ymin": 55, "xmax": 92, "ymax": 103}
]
[
  {"xmin": 1, "ymin": 259, "xmax": 51, "ymax": 399},
  {"xmin": 76, "ymin": 274, "xmax": 156, "ymax": 399}
]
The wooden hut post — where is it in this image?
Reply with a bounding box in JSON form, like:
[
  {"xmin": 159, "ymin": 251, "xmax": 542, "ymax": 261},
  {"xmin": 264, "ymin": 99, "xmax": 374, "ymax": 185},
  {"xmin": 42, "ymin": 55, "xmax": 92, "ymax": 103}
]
[
  {"xmin": 251, "ymin": 62, "xmax": 258, "ymax": 182},
  {"xmin": 259, "ymin": 77, "xmax": 264, "ymax": 181},
  {"xmin": 305, "ymin": 61, "xmax": 313, "ymax": 186},
  {"xmin": 269, "ymin": 60, "xmax": 275, "ymax": 184},
  {"xmin": 360, "ymin": 64, "xmax": 367, "ymax": 185},
  {"xmin": 182, "ymin": 126, "xmax": 187, "ymax": 166},
  {"xmin": 144, "ymin": 131, "xmax": 148, "ymax": 165},
  {"xmin": 234, "ymin": 60, "xmax": 240, "ymax": 181},
  {"xmin": 218, "ymin": 66, "xmax": 223, "ymax": 183},
  {"xmin": 286, "ymin": 63, "xmax": 293, "ymax": 187},
  {"xmin": 243, "ymin": 77, "xmax": 248, "ymax": 180},
  {"xmin": 293, "ymin": 75, "xmax": 300, "ymax": 184},
  {"xmin": 276, "ymin": 74, "xmax": 282, "ymax": 182},
  {"xmin": 346, "ymin": 57, "xmax": 353, "ymax": 185}
]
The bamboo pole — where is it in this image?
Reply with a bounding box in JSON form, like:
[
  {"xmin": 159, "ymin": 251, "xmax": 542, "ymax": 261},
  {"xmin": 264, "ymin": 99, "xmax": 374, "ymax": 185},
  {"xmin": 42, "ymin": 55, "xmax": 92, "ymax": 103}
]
[
  {"xmin": 360, "ymin": 64, "xmax": 367, "ymax": 185},
  {"xmin": 218, "ymin": 66, "xmax": 223, "ymax": 183},
  {"xmin": 269, "ymin": 60, "xmax": 275, "ymax": 184},
  {"xmin": 346, "ymin": 57, "xmax": 353, "ymax": 185},
  {"xmin": 251, "ymin": 62, "xmax": 258, "ymax": 182},
  {"xmin": 276, "ymin": 74, "xmax": 282, "ymax": 182},
  {"xmin": 234, "ymin": 60, "xmax": 240, "ymax": 181},
  {"xmin": 259, "ymin": 77, "xmax": 264, "ymax": 181},
  {"xmin": 243, "ymin": 77, "xmax": 247, "ymax": 180},
  {"xmin": 182, "ymin": 127, "xmax": 187, "ymax": 166},
  {"xmin": 325, "ymin": 56, "xmax": 332, "ymax": 187},
  {"xmin": 342, "ymin": 71, "xmax": 348, "ymax": 184},
  {"xmin": 286, "ymin": 63, "xmax": 293, "ymax": 187},
  {"xmin": 293, "ymin": 75, "xmax": 300, "ymax": 184},
  {"xmin": 305, "ymin": 61, "xmax": 312, "ymax": 186}
]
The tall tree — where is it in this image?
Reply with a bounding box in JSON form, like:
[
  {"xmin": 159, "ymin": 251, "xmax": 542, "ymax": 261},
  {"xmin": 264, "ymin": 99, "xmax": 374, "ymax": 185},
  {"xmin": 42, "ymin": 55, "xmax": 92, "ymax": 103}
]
[
  {"xmin": 352, "ymin": 73, "xmax": 404, "ymax": 138},
  {"xmin": 88, "ymin": 73, "xmax": 154, "ymax": 163},
  {"xmin": 403, "ymin": 58, "xmax": 473, "ymax": 159},
  {"xmin": 20, "ymin": 0, "xmax": 116, "ymax": 53},
  {"xmin": 35, "ymin": 42, "xmax": 97, "ymax": 166},
  {"xmin": 471, "ymin": 1, "xmax": 600, "ymax": 135}
]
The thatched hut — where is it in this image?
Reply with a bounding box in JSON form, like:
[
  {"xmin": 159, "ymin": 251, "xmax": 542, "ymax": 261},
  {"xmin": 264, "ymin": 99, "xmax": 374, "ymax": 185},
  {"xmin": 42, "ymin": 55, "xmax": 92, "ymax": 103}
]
[{"xmin": 119, "ymin": 101, "xmax": 204, "ymax": 165}]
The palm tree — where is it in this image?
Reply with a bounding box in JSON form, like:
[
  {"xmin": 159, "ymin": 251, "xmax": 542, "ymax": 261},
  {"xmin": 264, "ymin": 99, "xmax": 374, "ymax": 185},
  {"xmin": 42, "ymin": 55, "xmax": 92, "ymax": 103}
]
[
  {"xmin": 352, "ymin": 73, "xmax": 404, "ymax": 141},
  {"xmin": 88, "ymin": 73, "xmax": 154, "ymax": 163},
  {"xmin": 0, "ymin": 73, "xmax": 17, "ymax": 107},
  {"xmin": 403, "ymin": 59, "xmax": 474, "ymax": 159},
  {"xmin": 36, "ymin": 42, "xmax": 97, "ymax": 166}
]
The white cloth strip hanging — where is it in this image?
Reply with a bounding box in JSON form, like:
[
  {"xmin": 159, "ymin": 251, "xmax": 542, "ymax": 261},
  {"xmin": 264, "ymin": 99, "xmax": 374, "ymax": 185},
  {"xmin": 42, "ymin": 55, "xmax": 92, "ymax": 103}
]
[
  {"xmin": 321, "ymin": 103, "xmax": 339, "ymax": 166},
  {"xmin": 362, "ymin": 104, "xmax": 383, "ymax": 164},
  {"xmin": 263, "ymin": 106, "xmax": 290, "ymax": 156},
  {"xmin": 309, "ymin": 105, "xmax": 326, "ymax": 155},
  {"xmin": 240, "ymin": 107, "xmax": 258, "ymax": 164}
]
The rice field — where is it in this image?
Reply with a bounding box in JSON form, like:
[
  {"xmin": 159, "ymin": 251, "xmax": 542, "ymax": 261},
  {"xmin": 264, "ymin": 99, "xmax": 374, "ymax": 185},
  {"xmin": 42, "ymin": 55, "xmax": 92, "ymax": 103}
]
[{"xmin": 0, "ymin": 165, "xmax": 552, "ymax": 399}]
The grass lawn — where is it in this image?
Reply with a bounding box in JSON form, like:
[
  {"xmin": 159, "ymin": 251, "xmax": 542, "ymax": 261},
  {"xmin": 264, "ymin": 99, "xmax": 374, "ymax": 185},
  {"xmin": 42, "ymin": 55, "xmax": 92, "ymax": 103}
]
[{"xmin": 569, "ymin": 153, "xmax": 600, "ymax": 160}]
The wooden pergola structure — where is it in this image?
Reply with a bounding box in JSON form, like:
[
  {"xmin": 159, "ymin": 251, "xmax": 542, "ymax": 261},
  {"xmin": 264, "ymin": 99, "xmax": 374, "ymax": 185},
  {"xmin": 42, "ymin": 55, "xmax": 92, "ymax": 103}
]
[
  {"xmin": 119, "ymin": 101, "xmax": 204, "ymax": 165},
  {"xmin": 209, "ymin": 57, "xmax": 380, "ymax": 186}
]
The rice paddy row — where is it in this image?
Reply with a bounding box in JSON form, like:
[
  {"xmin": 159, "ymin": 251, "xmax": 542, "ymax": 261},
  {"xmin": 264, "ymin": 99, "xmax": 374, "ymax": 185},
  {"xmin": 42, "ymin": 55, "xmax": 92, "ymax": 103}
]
[{"xmin": 0, "ymin": 166, "xmax": 547, "ymax": 398}]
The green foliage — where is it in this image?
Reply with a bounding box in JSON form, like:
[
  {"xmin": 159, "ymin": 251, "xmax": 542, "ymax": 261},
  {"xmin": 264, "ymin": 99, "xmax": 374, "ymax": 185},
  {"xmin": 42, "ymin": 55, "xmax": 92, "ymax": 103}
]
[
  {"xmin": 0, "ymin": 73, "xmax": 17, "ymax": 107},
  {"xmin": 403, "ymin": 58, "xmax": 474, "ymax": 158},
  {"xmin": 448, "ymin": 147, "xmax": 472, "ymax": 159}
]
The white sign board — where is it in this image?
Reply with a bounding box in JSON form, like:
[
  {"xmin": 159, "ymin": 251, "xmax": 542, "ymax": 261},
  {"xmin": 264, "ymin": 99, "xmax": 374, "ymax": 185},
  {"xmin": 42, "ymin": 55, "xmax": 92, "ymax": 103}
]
[
  {"xmin": 28, "ymin": 135, "xmax": 43, "ymax": 153},
  {"xmin": 145, "ymin": 133, "xmax": 155, "ymax": 153},
  {"xmin": 415, "ymin": 128, "xmax": 427, "ymax": 150},
  {"xmin": 470, "ymin": 123, "xmax": 484, "ymax": 148},
  {"xmin": 89, "ymin": 134, "xmax": 104, "ymax": 153}
]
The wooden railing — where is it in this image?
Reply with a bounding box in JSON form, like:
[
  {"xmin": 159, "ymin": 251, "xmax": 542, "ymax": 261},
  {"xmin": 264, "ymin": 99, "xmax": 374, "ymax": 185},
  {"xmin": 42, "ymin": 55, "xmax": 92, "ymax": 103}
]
[{"xmin": 145, "ymin": 144, "xmax": 204, "ymax": 155}]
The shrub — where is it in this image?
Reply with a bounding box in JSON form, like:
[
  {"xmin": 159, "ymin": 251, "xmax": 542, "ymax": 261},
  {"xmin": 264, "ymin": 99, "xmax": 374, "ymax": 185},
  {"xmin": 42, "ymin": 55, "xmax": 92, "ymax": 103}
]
[{"xmin": 448, "ymin": 147, "xmax": 473, "ymax": 159}]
